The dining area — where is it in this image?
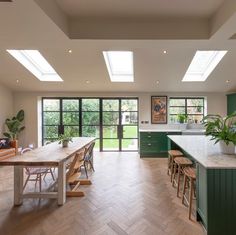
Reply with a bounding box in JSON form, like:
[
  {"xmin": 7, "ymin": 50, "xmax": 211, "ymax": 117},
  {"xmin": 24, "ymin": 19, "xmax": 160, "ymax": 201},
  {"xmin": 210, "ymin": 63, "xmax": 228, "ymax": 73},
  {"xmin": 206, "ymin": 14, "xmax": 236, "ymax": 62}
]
[{"xmin": 0, "ymin": 137, "xmax": 96, "ymax": 206}]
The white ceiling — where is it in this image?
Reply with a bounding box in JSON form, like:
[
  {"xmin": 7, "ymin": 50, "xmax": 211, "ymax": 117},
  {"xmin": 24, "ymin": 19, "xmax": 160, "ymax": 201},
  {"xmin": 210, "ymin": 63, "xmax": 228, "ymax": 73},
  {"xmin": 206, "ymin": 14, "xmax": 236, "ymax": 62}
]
[{"xmin": 0, "ymin": 0, "xmax": 236, "ymax": 93}]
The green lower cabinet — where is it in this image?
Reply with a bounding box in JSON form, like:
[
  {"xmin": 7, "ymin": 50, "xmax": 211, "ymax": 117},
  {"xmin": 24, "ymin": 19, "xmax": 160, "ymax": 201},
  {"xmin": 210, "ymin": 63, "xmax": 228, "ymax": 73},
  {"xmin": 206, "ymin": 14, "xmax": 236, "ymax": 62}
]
[
  {"xmin": 197, "ymin": 164, "xmax": 236, "ymax": 235},
  {"xmin": 139, "ymin": 131, "xmax": 181, "ymax": 157}
]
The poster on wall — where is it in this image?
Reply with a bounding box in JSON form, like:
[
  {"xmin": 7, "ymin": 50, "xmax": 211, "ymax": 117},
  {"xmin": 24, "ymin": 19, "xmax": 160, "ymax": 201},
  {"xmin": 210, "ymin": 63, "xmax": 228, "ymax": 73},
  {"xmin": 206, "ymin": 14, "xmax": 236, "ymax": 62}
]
[{"xmin": 151, "ymin": 96, "xmax": 167, "ymax": 124}]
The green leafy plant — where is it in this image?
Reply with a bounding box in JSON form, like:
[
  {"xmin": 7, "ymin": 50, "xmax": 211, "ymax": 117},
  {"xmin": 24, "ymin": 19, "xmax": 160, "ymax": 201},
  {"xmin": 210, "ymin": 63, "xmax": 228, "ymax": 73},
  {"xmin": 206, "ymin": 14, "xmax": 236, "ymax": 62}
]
[
  {"xmin": 58, "ymin": 134, "xmax": 73, "ymax": 147},
  {"xmin": 3, "ymin": 110, "xmax": 25, "ymax": 140},
  {"xmin": 202, "ymin": 112, "xmax": 236, "ymax": 145},
  {"xmin": 177, "ymin": 114, "xmax": 187, "ymax": 123}
]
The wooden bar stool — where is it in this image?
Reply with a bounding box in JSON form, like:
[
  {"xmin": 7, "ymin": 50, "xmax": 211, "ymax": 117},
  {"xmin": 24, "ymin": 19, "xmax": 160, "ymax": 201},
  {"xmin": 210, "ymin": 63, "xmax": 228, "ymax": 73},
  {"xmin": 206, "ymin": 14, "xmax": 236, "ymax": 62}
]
[
  {"xmin": 182, "ymin": 166, "xmax": 196, "ymax": 220},
  {"xmin": 167, "ymin": 150, "xmax": 184, "ymax": 182},
  {"xmin": 172, "ymin": 157, "xmax": 192, "ymax": 197}
]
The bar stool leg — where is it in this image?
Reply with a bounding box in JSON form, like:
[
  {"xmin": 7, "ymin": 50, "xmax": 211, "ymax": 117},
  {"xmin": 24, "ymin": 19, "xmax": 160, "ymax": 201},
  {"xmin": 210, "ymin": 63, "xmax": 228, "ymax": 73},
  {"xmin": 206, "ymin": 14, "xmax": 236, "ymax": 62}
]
[
  {"xmin": 189, "ymin": 178, "xmax": 194, "ymax": 220},
  {"xmin": 177, "ymin": 165, "xmax": 182, "ymax": 197},
  {"xmin": 167, "ymin": 154, "xmax": 172, "ymax": 175},
  {"xmin": 182, "ymin": 174, "xmax": 187, "ymax": 204},
  {"xmin": 172, "ymin": 163, "xmax": 177, "ymax": 186}
]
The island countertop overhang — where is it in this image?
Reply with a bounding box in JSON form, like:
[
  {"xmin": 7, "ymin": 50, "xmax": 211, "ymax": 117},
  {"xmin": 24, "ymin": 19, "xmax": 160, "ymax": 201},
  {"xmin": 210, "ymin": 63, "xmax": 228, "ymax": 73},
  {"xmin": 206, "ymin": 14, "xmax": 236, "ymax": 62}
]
[{"xmin": 168, "ymin": 135, "xmax": 236, "ymax": 169}]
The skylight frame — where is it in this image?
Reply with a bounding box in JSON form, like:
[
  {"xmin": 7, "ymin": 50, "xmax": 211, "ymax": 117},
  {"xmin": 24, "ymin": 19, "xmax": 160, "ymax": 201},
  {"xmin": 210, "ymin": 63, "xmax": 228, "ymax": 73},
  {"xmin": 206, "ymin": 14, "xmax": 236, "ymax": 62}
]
[
  {"xmin": 6, "ymin": 50, "xmax": 63, "ymax": 82},
  {"xmin": 103, "ymin": 51, "xmax": 134, "ymax": 82},
  {"xmin": 182, "ymin": 50, "xmax": 228, "ymax": 82}
]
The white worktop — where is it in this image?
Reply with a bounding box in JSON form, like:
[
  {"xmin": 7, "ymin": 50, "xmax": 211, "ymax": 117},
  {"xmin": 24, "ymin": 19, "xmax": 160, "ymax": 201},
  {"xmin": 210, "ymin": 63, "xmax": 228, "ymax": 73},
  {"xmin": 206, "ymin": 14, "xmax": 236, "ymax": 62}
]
[
  {"xmin": 139, "ymin": 129, "xmax": 182, "ymax": 132},
  {"xmin": 168, "ymin": 135, "xmax": 236, "ymax": 169}
]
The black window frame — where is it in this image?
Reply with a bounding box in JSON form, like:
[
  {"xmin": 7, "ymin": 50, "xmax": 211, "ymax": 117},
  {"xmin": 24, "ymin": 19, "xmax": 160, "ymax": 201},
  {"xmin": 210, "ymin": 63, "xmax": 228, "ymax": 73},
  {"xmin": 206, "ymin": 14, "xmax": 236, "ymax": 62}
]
[{"xmin": 169, "ymin": 97, "xmax": 205, "ymax": 123}]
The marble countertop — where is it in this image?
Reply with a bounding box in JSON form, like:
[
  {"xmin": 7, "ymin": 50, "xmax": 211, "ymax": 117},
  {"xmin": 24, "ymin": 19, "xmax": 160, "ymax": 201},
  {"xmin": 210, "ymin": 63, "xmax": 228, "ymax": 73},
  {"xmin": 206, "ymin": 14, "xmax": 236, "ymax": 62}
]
[
  {"xmin": 168, "ymin": 135, "xmax": 236, "ymax": 169},
  {"xmin": 139, "ymin": 129, "xmax": 182, "ymax": 132}
]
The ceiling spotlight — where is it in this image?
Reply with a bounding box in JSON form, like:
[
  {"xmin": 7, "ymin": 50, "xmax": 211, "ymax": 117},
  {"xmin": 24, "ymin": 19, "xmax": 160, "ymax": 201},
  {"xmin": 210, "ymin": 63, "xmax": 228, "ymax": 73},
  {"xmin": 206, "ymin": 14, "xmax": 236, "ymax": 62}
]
[
  {"xmin": 86, "ymin": 80, "xmax": 91, "ymax": 84},
  {"xmin": 226, "ymin": 80, "xmax": 230, "ymax": 83},
  {"xmin": 163, "ymin": 50, "xmax": 167, "ymax": 54},
  {"xmin": 68, "ymin": 49, "xmax": 72, "ymax": 54},
  {"xmin": 16, "ymin": 79, "xmax": 19, "ymax": 83},
  {"xmin": 156, "ymin": 81, "xmax": 160, "ymax": 84}
]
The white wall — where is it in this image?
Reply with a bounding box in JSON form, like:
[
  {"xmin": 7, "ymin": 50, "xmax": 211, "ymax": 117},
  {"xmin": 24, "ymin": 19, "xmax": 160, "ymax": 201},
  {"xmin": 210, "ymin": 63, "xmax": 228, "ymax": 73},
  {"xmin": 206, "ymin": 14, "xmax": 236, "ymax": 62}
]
[
  {"xmin": 0, "ymin": 83, "xmax": 13, "ymax": 137},
  {"xmin": 13, "ymin": 91, "xmax": 227, "ymax": 148}
]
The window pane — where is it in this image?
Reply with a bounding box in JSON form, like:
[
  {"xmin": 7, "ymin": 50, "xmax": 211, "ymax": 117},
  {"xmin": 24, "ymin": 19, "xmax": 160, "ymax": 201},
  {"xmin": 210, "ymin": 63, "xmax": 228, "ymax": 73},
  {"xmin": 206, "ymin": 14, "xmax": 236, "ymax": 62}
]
[
  {"xmin": 121, "ymin": 112, "xmax": 138, "ymax": 124},
  {"xmin": 43, "ymin": 112, "xmax": 60, "ymax": 125},
  {"xmin": 63, "ymin": 112, "xmax": 79, "ymax": 125},
  {"xmin": 62, "ymin": 99, "xmax": 79, "ymax": 111},
  {"xmin": 44, "ymin": 126, "xmax": 58, "ymax": 138},
  {"xmin": 123, "ymin": 126, "xmax": 138, "ymax": 138},
  {"xmin": 82, "ymin": 126, "xmax": 100, "ymax": 138},
  {"xmin": 187, "ymin": 107, "xmax": 204, "ymax": 114},
  {"xmin": 121, "ymin": 99, "xmax": 138, "ymax": 111},
  {"xmin": 187, "ymin": 115, "xmax": 204, "ymax": 124},
  {"xmin": 169, "ymin": 99, "xmax": 185, "ymax": 106},
  {"xmin": 103, "ymin": 100, "xmax": 119, "ymax": 111},
  {"xmin": 122, "ymin": 139, "xmax": 138, "ymax": 150},
  {"xmin": 103, "ymin": 112, "xmax": 119, "ymax": 125},
  {"xmin": 82, "ymin": 112, "xmax": 100, "ymax": 125},
  {"xmin": 103, "ymin": 126, "xmax": 118, "ymax": 138},
  {"xmin": 169, "ymin": 107, "xmax": 185, "ymax": 114},
  {"xmin": 187, "ymin": 99, "xmax": 204, "ymax": 106},
  {"xmin": 82, "ymin": 99, "xmax": 99, "ymax": 111},
  {"xmin": 64, "ymin": 126, "xmax": 80, "ymax": 137},
  {"xmin": 169, "ymin": 115, "xmax": 179, "ymax": 123},
  {"xmin": 103, "ymin": 139, "xmax": 119, "ymax": 150},
  {"xmin": 43, "ymin": 99, "xmax": 60, "ymax": 111}
]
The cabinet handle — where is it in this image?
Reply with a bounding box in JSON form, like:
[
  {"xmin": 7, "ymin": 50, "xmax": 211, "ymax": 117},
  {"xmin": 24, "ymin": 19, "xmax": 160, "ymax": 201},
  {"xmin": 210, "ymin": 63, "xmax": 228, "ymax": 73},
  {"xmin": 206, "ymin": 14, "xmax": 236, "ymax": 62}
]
[
  {"xmin": 148, "ymin": 136, "xmax": 151, "ymax": 138},
  {"xmin": 148, "ymin": 143, "xmax": 152, "ymax": 146}
]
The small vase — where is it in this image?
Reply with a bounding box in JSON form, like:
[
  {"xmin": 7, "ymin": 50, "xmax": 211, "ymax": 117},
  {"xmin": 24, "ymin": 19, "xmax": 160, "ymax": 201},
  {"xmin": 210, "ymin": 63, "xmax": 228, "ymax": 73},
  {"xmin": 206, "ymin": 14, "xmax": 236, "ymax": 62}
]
[
  {"xmin": 219, "ymin": 141, "xmax": 235, "ymax": 155},
  {"xmin": 62, "ymin": 140, "xmax": 69, "ymax": 148}
]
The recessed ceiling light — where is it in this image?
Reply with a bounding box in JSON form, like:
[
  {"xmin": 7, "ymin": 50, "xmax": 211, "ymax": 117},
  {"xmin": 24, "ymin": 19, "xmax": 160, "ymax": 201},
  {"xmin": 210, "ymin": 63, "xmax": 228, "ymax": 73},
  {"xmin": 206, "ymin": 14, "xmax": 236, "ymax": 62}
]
[
  {"xmin": 163, "ymin": 50, "xmax": 167, "ymax": 54},
  {"xmin": 156, "ymin": 81, "xmax": 160, "ymax": 84},
  {"xmin": 7, "ymin": 50, "xmax": 63, "ymax": 82},
  {"xmin": 86, "ymin": 80, "xmax": 90, "ymax": 84},
  {"xmin": 182, "ymin": 50, "xmax": 227, "ymax": 82},
  {"xmin": 16, "ymin": 79, "xmax": 19, "ymax": 83},
  {"xmin": 68, "ymin": 49, "xmax": 72, "ymax": 54},
  {"xmin": 226, "ymin": 80, "xmax": 230, "ymax": 83},
  {"xmin": 103, "ymin": 51, "xmax": 134, "ymax": 82}
]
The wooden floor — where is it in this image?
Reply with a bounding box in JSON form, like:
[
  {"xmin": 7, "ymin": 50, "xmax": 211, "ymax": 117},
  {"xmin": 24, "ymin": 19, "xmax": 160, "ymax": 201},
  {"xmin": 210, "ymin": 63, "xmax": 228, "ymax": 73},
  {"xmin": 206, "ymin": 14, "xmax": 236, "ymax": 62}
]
[{"xmin": 0, "ymin": 152, "xmax": 205, "ymax": 235}]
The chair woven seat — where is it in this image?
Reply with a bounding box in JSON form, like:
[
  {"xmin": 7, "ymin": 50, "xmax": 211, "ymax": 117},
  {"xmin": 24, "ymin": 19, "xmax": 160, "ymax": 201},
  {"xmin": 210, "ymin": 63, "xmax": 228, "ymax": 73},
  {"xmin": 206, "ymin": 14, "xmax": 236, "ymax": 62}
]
[{"xmin": 183, "ymin": 167, "xmax": 196, "ymax": 179}]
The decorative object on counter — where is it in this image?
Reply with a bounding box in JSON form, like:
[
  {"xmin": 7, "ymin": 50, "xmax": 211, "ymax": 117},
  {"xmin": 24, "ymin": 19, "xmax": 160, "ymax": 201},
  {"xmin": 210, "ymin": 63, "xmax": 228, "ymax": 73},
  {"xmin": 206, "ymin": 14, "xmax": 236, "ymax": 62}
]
[
  {"xmin": 203, "ymin": 112, "xmax": 236, "ymax": 154},
  {"xmin": 177, "ymin": 114, "xmax": 187, "ymax": 124},
  {"xmin": 151, "ymin": 96, "xmax": 167, "ymax": 124},
  {"xmin": 58, "ymin": 134, "xmax": 73, "ymax": 147}
]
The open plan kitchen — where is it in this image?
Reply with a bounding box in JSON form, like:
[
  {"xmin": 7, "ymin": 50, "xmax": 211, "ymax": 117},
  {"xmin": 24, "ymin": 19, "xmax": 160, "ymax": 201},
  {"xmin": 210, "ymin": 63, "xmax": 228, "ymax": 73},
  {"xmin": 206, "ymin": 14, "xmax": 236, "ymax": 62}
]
[{"xmin": 0, "ymin": 1, "xmax": 236, "ymax": 235}]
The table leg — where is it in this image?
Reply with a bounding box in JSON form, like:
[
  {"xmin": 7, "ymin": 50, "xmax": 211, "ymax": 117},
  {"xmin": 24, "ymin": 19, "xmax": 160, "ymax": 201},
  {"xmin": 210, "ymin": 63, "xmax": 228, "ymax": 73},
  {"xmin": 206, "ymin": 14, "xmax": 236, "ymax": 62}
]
[
  {"xmin": 58, "ymin": 162, "xmax": 66, "ymax": 205},
  {"xmin": 14, "ymin": 166, "xmax": 24, "ymax": 206}
]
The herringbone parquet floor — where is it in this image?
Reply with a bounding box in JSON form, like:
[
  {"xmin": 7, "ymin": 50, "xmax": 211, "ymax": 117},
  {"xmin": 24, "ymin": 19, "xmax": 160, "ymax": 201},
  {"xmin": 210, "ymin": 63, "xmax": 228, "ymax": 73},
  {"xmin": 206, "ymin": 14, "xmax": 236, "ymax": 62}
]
[{"xmin": 0, "ymin": 152, "xmax": 205, "ymax": 235}]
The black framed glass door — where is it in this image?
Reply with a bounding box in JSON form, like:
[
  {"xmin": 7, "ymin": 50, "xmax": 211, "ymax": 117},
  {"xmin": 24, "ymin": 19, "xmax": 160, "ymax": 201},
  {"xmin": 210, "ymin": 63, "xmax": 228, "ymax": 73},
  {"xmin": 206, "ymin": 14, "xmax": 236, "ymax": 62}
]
[{"xmin": 42, "ymin": 97, "xmax": 138, "ymax": 151}]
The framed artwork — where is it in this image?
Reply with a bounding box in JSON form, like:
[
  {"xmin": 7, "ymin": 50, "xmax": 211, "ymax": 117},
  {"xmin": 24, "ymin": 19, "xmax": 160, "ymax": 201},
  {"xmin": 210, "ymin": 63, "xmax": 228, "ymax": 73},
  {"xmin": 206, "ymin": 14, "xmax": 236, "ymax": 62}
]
[{"xmin": 151, "ymin": 96, "xmax": 167, "ymax": 124}]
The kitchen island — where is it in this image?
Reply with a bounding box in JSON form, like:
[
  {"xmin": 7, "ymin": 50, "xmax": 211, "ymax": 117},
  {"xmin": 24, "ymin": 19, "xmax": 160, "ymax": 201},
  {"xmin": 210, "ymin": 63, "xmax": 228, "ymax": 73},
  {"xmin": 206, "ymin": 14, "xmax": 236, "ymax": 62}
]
[{"xmin": 168, "ymin": 135, "xmax": 236, "ymax": 235}]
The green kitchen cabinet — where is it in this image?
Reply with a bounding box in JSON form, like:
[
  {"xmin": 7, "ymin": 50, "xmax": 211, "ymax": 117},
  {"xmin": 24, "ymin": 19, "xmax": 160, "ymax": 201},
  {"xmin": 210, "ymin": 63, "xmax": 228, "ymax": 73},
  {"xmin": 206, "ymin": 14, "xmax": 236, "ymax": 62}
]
[
  {"xmin": 139, "ymin": 131, "xmax": 181, "ymax": 157},
  {"xmin": 227, "ymin": 93, "xmax": 236, "ymax": 115}
]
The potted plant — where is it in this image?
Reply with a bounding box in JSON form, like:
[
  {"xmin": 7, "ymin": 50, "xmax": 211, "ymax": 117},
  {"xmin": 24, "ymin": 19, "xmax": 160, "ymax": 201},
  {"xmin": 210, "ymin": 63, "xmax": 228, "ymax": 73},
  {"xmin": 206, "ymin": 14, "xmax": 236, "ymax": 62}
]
[
  {"xmin": 202, "ymin": 112, "xmax": 236, "ymax": 154},
  {"xmin": 177, "ymin": 114, "xmax": 187, "ymax": 124},
  {"xmin": 58, "ymin": 134, "xmax": 73, "ymax": 148},
  {"xmin": 3, "ymin": 110, "xmax": 25, "ymax": 151}
]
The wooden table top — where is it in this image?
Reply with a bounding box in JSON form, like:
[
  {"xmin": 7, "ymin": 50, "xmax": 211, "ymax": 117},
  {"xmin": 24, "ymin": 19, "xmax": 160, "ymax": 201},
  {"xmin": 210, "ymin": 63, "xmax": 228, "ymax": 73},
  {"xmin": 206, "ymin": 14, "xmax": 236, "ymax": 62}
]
[{"xmin": 0, "ymin": 137, "xmax": 96, "ymax": 167}]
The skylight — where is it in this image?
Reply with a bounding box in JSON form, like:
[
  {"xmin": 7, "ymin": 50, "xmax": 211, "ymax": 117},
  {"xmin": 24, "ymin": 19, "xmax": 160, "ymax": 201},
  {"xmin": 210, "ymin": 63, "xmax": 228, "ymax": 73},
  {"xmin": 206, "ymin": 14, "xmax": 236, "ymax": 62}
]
[
  {"xmin": 6, "ymin": 50, "xmax": 63, "ymax": 82},
  {"xmin": 182, "ymin": 50, "xmax": 227, "ymax": 82},
  {"xmin": 103, "ymin": 51, "xmax": 134, "ymax": 82}
]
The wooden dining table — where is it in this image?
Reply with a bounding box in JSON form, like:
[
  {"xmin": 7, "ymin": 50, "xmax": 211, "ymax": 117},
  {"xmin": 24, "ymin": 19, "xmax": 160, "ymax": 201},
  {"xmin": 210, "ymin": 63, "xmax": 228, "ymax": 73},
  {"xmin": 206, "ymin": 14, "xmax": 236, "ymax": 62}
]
[{"xmin": 0, "ymin": 137, "xmax": 96, "ymax": 206}]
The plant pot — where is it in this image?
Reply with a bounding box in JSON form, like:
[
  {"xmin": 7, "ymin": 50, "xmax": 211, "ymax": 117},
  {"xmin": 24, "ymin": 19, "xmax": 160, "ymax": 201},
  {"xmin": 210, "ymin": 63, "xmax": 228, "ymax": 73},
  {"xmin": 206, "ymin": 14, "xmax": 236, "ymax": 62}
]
[
  {"xmin": 62, "ymin": 140, "xmax": 69, "ymax": 148},
  {"xmin": 219, "ymin": 141, "xmax": 235, "ymax": 155}
]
